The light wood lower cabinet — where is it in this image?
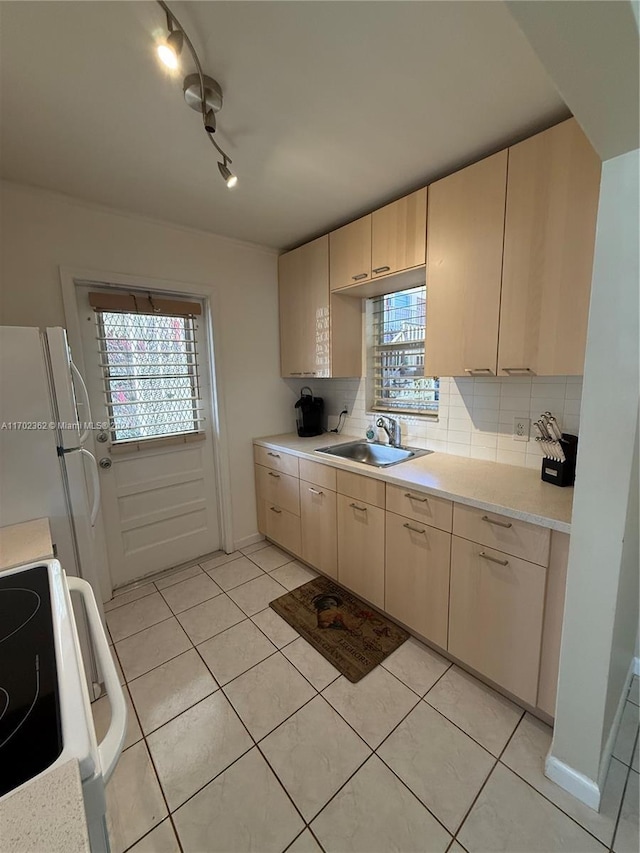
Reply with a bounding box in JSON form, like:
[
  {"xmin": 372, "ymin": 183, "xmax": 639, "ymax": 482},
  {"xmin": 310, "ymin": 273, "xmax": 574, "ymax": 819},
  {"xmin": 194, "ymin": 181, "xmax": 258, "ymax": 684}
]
[
  {"xmin": 337, "ymin": 493, "xmax": 385, "ymax": 608},
  {"xmin": 448, "ymin": 535, "xmax": 546, "ymax": 706},
  {"xmin": 264, "ymin": 503, "xmax": 301, "ymax": 557},
  {"xmin": 301, "ymin": 480, "xmax": 337, "ymax": 579},
  {"xmin": 255, "ymin": 465, "xmax": 300, "ymax": 516},
  {"xmin": 385, "ymin": 511, "xmax": 451, "ymax": 648}
]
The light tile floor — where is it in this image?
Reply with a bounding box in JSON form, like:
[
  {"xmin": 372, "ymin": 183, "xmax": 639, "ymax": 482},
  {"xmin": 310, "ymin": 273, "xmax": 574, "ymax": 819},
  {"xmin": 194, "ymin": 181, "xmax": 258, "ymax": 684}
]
[{"xmin": 98, "ymin": 543, "xmax": 640, "ymax": 853}]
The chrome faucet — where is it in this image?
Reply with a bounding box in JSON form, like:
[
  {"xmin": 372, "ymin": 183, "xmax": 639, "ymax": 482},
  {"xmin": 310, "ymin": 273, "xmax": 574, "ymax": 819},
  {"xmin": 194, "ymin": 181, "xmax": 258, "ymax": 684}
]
[{"xmin": 376, "ymin": 416, "xmax": 402, "ymax": 447}]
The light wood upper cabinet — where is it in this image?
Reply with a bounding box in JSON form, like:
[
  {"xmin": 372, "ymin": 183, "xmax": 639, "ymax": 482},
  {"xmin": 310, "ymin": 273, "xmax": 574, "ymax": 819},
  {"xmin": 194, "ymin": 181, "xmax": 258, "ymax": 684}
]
[
  {"xmin": 371, "ymin": 188, "xmax": 427, "ymax": 277},
  {"xmin": 279, "ymin": 235, "xmax": 362, "ymax": 378},
  {"xmin": 279, "ymin": 235, "xmax": 329, "ymax": 378},
  {"xmin": 329, "ymin": 215, "xmax": 372, "ymax": 291},
  {"xmin": 424, "ymin": 150, "xmax": 508, "ymax": 378},
  {"xmin": 498, "ymin": 118, "xmax": 601, "ymax": 376}
]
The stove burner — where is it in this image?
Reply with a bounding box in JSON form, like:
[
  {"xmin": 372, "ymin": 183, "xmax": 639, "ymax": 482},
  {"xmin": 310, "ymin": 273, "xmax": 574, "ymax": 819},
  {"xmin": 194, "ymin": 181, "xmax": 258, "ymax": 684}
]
[
  {"xmin": 0, "ymin": 587, "xmax": 41, "ymax": 643},
  {"xmin": 0, "ymin": 566, "xmax": 62, "ymax": 797}
]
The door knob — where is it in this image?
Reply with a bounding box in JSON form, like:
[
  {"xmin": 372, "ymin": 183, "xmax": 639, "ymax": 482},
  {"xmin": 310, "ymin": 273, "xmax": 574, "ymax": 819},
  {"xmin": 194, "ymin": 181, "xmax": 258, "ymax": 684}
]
[{"xmin": 99, "ymin": 457, "xmax": 112, "ymax": 470}]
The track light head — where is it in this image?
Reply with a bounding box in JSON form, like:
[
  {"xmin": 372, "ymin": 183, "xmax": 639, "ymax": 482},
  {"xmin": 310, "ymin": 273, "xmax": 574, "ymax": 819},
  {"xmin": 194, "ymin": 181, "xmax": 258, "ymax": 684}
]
[
  {"xmin": 218, "ymin": 160, "xmax": 238, "ymax": 189},
  {"xmin": 157, "ymin": 29, "xmax": 183, "ymax": 69},
  {"xmin": 203, "ymin": 109, "xmax": 216, "ymax": 134}
]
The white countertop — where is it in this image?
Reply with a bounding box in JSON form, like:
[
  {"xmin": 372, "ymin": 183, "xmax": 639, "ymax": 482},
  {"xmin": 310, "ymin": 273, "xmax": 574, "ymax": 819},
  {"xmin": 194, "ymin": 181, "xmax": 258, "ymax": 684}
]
[
  {"xmin": 254, "ymin": 433, "xmax": 574, "ymax": 533},
  {"xmin": 0, "ymin": 517, "xmax": 54, "ymax": 572},
  {"xmin": 0, "ymin": 760, "xmax": 90, "ymax": 853}
]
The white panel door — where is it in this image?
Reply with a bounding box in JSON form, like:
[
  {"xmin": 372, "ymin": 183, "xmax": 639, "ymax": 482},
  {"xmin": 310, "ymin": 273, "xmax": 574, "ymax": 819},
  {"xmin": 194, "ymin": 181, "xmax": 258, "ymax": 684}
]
[{"xmin": 77, "ymin": 287, "xmax": 220, "ymax": 588}]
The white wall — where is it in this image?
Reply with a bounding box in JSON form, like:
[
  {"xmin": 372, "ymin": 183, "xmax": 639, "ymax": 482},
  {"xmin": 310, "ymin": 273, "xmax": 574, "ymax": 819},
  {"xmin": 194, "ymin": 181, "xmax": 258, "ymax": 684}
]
[
  {"xmin": 307, "ymin": 374, "xmax": 582, "ymax": 468},
  {"xmin": 550, "ymin": 148, "xmax": 639, "ymax": 798},
  {"xmin": 0, "ymin": 180, "xmax": 297, "ymax": 550}
]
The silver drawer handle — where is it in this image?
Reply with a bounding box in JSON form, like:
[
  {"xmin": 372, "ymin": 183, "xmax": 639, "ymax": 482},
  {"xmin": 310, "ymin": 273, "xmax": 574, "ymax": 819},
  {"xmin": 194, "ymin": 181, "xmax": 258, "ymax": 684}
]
[
  {"xmin": 372, "ymin": 265, "xmax": 391, "ymax": 274},
  {"xmin": 502, "ymin": 367, "xmax": 533, "ymax": 375},
  {"xmin": 268, "ymin": 472, "xmax": 280, "ymax": 479},
  {"xmin": 303, "ymin": 372, "xmax": 317, "ymax": 375},
  {"xmin": 404, "ymin": 492, "xmax": 429, "ymax": 503},
  {"xmin": 308, "ymin": 487, "xmax": 324, "ymax": 495},
  {"xmin": 267, "ymin": 452, "xmax": 281, "ymax": 458},
  {"xmin": 290, "ymin": 372, "xmax": 303, "ymax": 376},
  {"xmin": 479, "ymin": 551, "xmax": 509, "ymax": 566},
  {"xmin": 269, "ymin": 506, "xmax": 282, "ymax": 514},
  {"xmin": 464, "ymin": 368, "xmax": 494, "ymax": 375},
  {"xmin": 403, "ymin": 522, "xmax": 426, "ymax": 535},
  {"xmin": 481, "ymin": 515, "xmax": 513, "ymax": 529},
  {"xmin": 351, "ymin": 273, "xmax": 368, "ymax": 281},
  {"xmin": 350, "ymin": 503, "xmax": 367, "ymax": 512}
]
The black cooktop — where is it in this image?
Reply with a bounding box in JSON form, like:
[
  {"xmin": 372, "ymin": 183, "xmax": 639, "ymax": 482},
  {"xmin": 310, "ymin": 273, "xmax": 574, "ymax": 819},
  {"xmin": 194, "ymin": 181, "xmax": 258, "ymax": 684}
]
[{"xmin": 0, "ymin": 565, "xmax": 63, "ymax": 797}]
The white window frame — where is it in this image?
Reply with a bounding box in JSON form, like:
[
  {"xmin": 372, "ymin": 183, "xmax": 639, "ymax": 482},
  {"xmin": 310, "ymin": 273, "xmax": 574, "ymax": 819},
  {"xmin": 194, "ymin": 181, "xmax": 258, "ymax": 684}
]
[{"xmin": 367, "ymin": 285, "xmax": 439, "ymax": 417}]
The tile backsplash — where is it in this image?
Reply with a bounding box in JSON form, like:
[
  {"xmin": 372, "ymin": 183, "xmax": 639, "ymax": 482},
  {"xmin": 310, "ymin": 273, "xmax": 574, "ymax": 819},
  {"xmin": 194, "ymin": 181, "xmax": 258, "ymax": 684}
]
[{"xmin": 292, "ymin": 375, "xmax": 582, "ymax": 470}]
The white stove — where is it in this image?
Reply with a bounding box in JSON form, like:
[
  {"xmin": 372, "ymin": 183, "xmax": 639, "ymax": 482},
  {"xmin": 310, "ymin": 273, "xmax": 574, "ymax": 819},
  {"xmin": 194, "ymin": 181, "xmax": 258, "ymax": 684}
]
[{"xmin": 0, "ymin": 559, "xmax": 127, "ymax": 851}]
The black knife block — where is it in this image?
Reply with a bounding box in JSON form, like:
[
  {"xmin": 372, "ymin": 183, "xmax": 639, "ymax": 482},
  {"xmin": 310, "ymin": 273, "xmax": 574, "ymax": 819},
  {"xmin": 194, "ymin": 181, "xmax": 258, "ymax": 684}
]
[{"xmin": 541, "ymin": 433, "xmax": 578, "ymax": 487}]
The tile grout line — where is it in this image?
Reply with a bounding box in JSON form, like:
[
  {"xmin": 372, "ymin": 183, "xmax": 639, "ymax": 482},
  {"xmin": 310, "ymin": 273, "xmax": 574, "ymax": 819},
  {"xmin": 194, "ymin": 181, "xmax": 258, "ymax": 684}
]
[{"xmin": 608, "ymin": 727, "xmax": 639, "ymax": 853}]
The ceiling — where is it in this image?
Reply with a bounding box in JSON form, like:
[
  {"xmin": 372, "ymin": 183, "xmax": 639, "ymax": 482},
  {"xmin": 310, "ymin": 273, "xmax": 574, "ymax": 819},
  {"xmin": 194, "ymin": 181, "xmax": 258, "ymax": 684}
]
[{"xmin": 0, "ymin": 1, "xmax": 569, "ymax": 249}]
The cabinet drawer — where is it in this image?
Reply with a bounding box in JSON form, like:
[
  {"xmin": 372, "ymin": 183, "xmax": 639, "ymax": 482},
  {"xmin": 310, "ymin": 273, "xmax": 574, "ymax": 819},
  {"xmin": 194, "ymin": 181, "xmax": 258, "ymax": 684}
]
[
  {"xmin": 301, "ymin": 481, "xmax": 337, "ymax": 579},
  {"xmin": 254, "ymin": 445, "xmax": 299, "ymax": 478},
  {"xmin": 385, "ymin": 511, "xmax": 450, "ymax": 648},
  {"xmin": 264, "ymin": 503, "xmax": 302, "ymax": 557},
  {"xmin": 337, "ymin": 494, "xmax": 385, "ymax": 607},
  {"xmin": 255, "ymin": 465, "xmax": 300, "ymax": 516},
  {"xmin": 299, "ymin": 459, "xmax": 336, "ymax": 491},
  {"xmin": 453, "ymin": 503, "xmax": 550, "ymax": 567},
  {"xmin": 336, "ymin": 470, "xmax": 385, "ymax": 509},
  {"xmin": 386, "ymin": 484, "xmax": 452, "ymax": 532},
  {"xmin": 449, "ymin": 536, "xmax": 546, "ymax": 705}
]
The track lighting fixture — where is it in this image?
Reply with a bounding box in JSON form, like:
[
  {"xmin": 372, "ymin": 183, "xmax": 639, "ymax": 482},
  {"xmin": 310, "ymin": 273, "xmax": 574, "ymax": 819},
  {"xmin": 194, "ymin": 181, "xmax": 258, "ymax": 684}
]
[
  {"xmin": 218, "ymin": 159, "xmax": 238, "ymax": 189},
  {"xmin": 156, "ymin": 1, "xmax": 237, "ymax": 188}
]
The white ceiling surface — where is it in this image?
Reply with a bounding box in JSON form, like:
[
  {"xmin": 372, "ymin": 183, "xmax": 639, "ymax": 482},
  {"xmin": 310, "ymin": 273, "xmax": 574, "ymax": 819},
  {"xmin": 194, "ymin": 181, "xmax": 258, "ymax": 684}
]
[{"xmin": 0, "ymin": 1, "xmax": 568, "ymax": 249}]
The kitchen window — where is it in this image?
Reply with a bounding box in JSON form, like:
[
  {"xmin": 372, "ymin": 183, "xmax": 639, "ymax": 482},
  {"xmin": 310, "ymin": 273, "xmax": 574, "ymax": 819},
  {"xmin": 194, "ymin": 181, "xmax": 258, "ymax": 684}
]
[
  {"xmin": 89, "ymin": 292, "xmax": 203, "ymax": 443},
  {"xmin": 369, "ymin": 285, "xmax": 439, "ymax": 416}
]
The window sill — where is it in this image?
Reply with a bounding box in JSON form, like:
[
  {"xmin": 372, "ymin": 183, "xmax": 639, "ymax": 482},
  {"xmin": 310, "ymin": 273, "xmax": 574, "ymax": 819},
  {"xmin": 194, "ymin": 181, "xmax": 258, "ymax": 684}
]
[{"xmin": 110, "ymin": 431, "xmax": 205, "ymax": 455}]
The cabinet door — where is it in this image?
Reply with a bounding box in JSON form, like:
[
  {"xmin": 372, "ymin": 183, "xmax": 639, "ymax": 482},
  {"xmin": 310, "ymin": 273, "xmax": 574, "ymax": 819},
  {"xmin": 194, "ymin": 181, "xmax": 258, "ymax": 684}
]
[
  {"xmin": 498, "ymin": 119, "xmax": 601, "ymax": 376},
  {"xmin": 255, "ymin": 465, "xmax": 300, "ymax": 516},
  {"xmin": 336, "ymin": 494, "xmax": 384, "ymax": 607},
  {"xmin": 424, "ymin": 151, "xmax": 507, "ymax": 378},
  {"xmin": 385, "ymin": 511, "xmax": 450, "ymax": 648},
  {"xmin": 449, "ymin": 536, "xmax": 546, "ymax": 705},
  {"xmin": 264, "ymin": 503, "xmax": 302, "ymax": 557},
  {"xmin": 371, "ymin": 188, "xmax": 427, "ymax": 277},
  {"xmin": 278, "ymin": 235, "xmax": 330, "ymax": 378},
  {"xmin": 301, "ymin": 480, "xmax": 337, "ymax": 579},
  {"xmin": 329, "ymin": 215, "xmax": 372, "ymax": 291}
]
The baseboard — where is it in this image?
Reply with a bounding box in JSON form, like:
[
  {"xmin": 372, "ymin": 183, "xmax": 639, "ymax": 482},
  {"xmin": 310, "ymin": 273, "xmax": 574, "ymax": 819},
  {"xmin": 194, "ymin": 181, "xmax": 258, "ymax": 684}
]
[
  {"xmin": 546, "ymin": 655, "xmax": 637, "ymax": 811},
  {"xmin": 234, "ymin": 532, "xmax": 265, "ymax": 551},
  {"xmin": 544, "ymin": 755, "xmax": 601, "ymax": 810}
]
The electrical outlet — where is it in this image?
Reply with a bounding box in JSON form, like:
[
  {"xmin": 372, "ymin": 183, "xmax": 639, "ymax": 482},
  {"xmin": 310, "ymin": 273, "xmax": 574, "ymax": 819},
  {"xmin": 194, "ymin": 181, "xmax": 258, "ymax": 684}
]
[{"xmin": 513, "ymin": 416, "xmax": 530, "ymax": 442}]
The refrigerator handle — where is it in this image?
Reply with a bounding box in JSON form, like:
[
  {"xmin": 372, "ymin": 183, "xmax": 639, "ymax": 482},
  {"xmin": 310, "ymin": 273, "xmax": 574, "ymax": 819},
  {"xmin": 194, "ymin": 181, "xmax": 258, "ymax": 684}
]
[
  {"xmin": 70, "ymin": 360, "xmax": 92, "ymax": 446},
  {"xmin": 80, "ymin": 448, "xmax": 101, "ymax": 526},
  {"xmin": 66, "ymin": 575, "xmax": 127, "ymax": 784}
]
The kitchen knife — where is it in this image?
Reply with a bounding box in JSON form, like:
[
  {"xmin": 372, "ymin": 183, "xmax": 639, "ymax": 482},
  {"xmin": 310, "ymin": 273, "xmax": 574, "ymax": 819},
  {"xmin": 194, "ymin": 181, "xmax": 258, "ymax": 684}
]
[
  {"xmin": 536, "ymin": 419, "xmax": 552, "ymax": 441},
  {"xmin": 545, "ymin": 412, "xmax": 564, "ymax": 441}
]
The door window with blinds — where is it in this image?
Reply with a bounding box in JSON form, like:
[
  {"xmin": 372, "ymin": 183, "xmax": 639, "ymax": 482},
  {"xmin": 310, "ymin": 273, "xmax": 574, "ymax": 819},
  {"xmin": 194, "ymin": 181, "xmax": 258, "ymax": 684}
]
[
  {"xmin": 89, "ymin": 292, "xmax": 203, "ymax": 443},
  {"xmin": 370, "ymin": 285, "xmax": 439, "ymax": 415}
]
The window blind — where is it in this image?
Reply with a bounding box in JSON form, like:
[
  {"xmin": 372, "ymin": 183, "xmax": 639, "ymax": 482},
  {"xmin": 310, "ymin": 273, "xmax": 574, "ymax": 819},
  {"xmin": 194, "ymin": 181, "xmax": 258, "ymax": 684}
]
[
  {"xmin": 94, "ymin": 308, "xmax": 204, "ymax": 442},
  {"xmin": 371, "ymin": 286, "xmax": 439, "ymax": 415}
]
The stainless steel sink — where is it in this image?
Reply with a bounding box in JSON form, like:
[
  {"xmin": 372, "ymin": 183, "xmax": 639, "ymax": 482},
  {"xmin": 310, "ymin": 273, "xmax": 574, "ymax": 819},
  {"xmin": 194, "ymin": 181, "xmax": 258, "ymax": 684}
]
[{"xmin": 315, "ymin": 440, "xmax": 433, "ymax": 468}]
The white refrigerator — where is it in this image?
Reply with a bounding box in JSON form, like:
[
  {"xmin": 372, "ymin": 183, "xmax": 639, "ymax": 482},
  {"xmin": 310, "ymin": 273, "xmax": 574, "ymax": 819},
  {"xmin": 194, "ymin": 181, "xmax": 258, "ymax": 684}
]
[{"xmin": 0, "ymin": 325, "xmax": 112, "ymax": 690}]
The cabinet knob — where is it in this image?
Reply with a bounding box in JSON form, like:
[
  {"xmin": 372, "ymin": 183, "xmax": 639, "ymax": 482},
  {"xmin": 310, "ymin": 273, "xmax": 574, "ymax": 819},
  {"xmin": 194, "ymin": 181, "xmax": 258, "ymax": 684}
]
[
  {"xmin": 464, "ymin": 368, "xmax": 494, "ymax": 375},
  {"xmin": 349, "ymin": 502, "xmax": 367, "ymax": 512},
  {"xmin": 267, "ymin": 452, "xmax": 281, "ymax": 458},
  {"xmin": 351, "ymin": 273, "xmax": 368, "ymax": 281},
  {"xmin": 268, "ymin": 472, "xmax": 281, "ymax": 479},
  {"xmin": 308, "ymin": 487, "xmax": 324, "ymax": 495},
  {"xmin": 372, "ymin": 265, "xmax": 391, "ymax": 274},
  {"xmin": 502, "ymin": 367, "xmax": 534, "ymax": 375},
  {"xmin": 269, "ymin": 506, "xmax": 282, "ymax": 514}
]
